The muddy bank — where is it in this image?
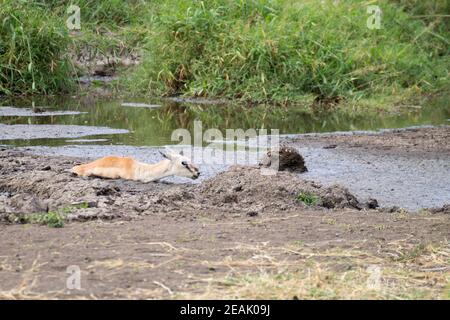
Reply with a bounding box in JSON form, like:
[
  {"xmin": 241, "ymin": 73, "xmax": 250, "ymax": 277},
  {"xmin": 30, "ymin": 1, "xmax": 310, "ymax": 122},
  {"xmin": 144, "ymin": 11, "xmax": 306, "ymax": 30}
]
[
  {"xmin": 0, "ymin": 150, "xmax": 449, "ymax": 299},
  {"xmin": 0, "ymin": 107, "xmax": 86, "ymax": 117},
  {"xmin": 289, "ymin": 126, "xmax": 450, "ymax": 211},
  {"xmin": 0, "ymin": 124, "xmax": 128, "ymax": 141},
  {"xmin": 288, "ymin": 125, "xmax": 450, "ymax": 155},
  {"xmin": 1, "ymin": 197, "xmax": 449, "ymax": 299},
  {"xmin": 14, "ymin": 126, "xmax": 450, "ymax": 211},
  {"xmin": 0, "ymin": 149, "xmax": 380, "ymax": 224}
]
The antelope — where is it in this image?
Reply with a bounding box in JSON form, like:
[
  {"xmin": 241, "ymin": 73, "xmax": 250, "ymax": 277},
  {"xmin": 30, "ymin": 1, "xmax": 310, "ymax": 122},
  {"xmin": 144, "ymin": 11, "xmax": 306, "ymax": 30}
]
[{"xmin": 71, "ymin": 150, "xmax": 200, "ymax": 182}]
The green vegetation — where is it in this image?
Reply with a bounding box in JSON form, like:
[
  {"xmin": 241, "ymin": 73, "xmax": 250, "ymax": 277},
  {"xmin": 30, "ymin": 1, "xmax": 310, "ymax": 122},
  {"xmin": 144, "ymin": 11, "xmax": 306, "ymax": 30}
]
[
  {"xmin": 126, "ymin": 0, "xmax": 449, "ymax": 104},
  {"xmin": 29, "ymin": 211, "xmax": 65, "ymax": 228},
  {"xmin": 7, "ymin": 202, "xmax": 89, "ymax": 228},
  {"xmin": 1, "ymin": 0, "xmax": 448, "ymax": 108},
  {"xmin": 0, "ymin": 0, "xmax": 149, "ymax": 95},
  {"xmin": 0, "ymin": 1, "xmax": 75, "ymax": 95},
  {"xmin": 296, "ymin": 191, "xmax": 319, "ymax": 206}
]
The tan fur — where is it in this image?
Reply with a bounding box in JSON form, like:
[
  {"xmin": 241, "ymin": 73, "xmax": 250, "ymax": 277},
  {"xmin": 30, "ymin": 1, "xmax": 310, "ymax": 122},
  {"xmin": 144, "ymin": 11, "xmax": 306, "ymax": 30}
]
[
  {"xmin": 72, "ymin": 156, "xmax": 135, "ymax": 180},
  {"xmin": 72, "ymin": 153, "xmax": 200, "ymax": 183}
]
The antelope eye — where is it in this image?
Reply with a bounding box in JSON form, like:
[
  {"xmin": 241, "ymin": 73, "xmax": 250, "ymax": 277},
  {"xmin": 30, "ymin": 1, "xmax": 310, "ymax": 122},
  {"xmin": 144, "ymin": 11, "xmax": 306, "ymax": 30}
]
[{"xmin": 181, "ymin": 161, "xmax": 187, "ymax": 166}]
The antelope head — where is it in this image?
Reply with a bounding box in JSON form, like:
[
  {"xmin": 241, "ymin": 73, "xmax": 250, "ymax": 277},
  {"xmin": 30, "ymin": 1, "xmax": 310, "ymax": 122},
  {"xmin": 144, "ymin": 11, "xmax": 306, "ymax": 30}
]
[{"xmin": 159, "ymin": 150, "xmax": 200, "ymax": 180}]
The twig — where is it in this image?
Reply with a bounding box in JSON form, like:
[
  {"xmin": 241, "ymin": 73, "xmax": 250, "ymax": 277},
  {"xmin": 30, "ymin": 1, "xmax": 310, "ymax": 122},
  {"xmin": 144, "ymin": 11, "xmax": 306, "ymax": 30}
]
[{"xmin": 153, "ymin": 281, "xmax": 173, "ymax": 296}]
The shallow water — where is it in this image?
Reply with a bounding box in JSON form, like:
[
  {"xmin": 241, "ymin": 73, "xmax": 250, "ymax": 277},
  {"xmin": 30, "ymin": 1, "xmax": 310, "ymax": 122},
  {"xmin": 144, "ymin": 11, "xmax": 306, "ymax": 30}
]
[{"xmin": 0, "ymin": 95, "xmax": 448, "ymax": 147}]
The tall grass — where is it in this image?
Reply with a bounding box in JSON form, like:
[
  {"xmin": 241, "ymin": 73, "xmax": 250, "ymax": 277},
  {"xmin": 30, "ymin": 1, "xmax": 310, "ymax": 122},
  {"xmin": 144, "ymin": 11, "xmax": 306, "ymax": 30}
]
[
  {"xmin": 0, "ymin": 0, "xmax": 153, "ymax": 96},
  {"xmin": 125, "ymin": 0, "xmax": 449, "ymax": 103},
  {"xmin": 1, "ymin": 0, "xmax": 448, "ymax": 103},
  {"xmin": 33, "ymin": 0, "xmax": 151, "ymax": 27},
  {"xmin": 0, "ymin": 1, "xmax": 75, "ymax": 95}
]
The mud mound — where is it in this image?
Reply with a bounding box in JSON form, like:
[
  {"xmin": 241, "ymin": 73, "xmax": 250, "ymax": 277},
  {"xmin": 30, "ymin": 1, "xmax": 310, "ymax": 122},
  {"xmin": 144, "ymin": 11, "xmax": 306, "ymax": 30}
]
[
  {"xmin": 152, "ymin": 166, "xmax": 365, "ymax": 216},
  {"xmin": 429, "ymin": 204, "xmax": 450, "ymax": 214},
  {"xmin": 198, "ymin": 166, "xmax": 360, "ymax": 209},
  {"xmin": 259, "ymin": 146, "xmax": 307, "ymax": 173}
]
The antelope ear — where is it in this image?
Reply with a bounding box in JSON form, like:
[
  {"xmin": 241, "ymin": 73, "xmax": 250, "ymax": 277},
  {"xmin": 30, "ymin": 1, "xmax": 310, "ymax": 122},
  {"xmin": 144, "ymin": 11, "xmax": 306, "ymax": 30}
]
[{"xmin": 179, "ymin": 150, "xmax": 184, "ymax": 156}]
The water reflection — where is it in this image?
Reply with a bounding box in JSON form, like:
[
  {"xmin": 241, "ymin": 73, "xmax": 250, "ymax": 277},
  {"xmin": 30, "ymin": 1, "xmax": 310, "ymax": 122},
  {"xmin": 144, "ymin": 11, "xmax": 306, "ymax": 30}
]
[{"xmin": 0, "ymin": 94, "xmax": 448, "ymax": 147}]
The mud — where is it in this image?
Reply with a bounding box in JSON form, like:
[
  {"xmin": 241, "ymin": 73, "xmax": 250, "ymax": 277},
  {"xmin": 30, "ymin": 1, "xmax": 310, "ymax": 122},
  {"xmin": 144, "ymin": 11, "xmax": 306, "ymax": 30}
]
[
  {"xmin": 0, "ymin": 178, "xmax": 449, "ymax": 299},
  {"xmin": 0, "ymin": 107, "xmax": 86, "ymax": 117},
  {"xmin": 0, "ymin": 124, "xmax": 129, "ymax": 141},
  {"xmin": 1, "ymin": 127, "xmax": 449, "ymax": 299},
  {"xmin": 288, "ymin": 125, "xmax": 450, "ymax": 156},
  {"xmin": 0, "ymin": 150, "xmax": 368, "ymax": 223},
  {"xmin": 289, "ymin": 126, "xmax": 450, "ymax": 210},
  {"xmin": 259, "ymin": 145, "xmax": 308, "ymax": 173},
  {"xmin": 14, "ymin": 126, "xmax": 450, "ymax": 211}
]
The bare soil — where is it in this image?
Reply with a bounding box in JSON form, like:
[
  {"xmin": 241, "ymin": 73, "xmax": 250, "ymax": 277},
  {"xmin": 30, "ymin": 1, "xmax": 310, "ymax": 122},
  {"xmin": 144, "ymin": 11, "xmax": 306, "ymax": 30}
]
[
  {"xmin": 289, "ymin": 125, "xmax": 450, "ymax": 156},
  {"xmin": 0, "ymin": 126, "xmax": 449, "ymax": 299}
]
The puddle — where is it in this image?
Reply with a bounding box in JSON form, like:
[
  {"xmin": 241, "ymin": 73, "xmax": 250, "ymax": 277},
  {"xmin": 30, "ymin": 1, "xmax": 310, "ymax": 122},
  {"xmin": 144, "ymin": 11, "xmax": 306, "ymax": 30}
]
[
  {"xmin": 300, "ymin": 146, "xmax": 450, "ymax": 211},
  {"xmin": 78, "ymin": 75, "xmax": 117, "ymax": 84}
]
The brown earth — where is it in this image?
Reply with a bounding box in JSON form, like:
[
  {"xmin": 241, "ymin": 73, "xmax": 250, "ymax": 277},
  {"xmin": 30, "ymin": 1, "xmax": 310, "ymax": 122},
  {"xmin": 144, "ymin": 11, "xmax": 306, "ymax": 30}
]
[
  {"xmin": 289, "ymin": 125, "xmax": 450, "ymax": 156},
  {"xmin": 0, "ymin": 127, "xmax": 449, "ymax": 299}
]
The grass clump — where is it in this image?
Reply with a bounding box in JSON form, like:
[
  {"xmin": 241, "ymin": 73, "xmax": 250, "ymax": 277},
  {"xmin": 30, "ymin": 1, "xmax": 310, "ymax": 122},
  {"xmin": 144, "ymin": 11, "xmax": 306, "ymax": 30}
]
[
  {"xmin": 126, "ymin": 0, "xmax": 449, "ymax": 104},
  {"xmin": 0, "ymin": 0, "xmax": 75, "ymax": 95},
  {"xmin": 0, "ymin": 0, "xmax": 152, "ymax": 96},
  {"xmin": 296, "ymin": 191, "xmax": 319, "ymax": 206},
  {"xmin": 10, "ymin": 202, "xmax": 89, "ymax": 228},
  {"xmin": 26, "ymin": 211, "xmax": 65, "ymax": 228}
]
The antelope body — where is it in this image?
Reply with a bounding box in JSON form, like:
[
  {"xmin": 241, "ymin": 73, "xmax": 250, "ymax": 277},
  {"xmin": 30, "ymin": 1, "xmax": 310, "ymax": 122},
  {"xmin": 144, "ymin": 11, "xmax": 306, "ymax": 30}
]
[{"xmin": 71, "ymin": 150, "xmax": 200, "ymax": 182}]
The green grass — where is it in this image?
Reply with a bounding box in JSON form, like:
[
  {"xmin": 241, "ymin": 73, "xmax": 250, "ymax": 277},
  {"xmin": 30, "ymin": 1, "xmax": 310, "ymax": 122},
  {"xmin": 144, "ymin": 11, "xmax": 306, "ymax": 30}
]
[
  {"xmin": 7, "ymin": 202, "xmax": 89, "ymax": 228},
  {"xmin": 124, "ymin": 0, "xmax": 449, "ymax": 104},
  {"xmin": 0, "ymin": 0, "xmax": 151, "ymax": 95},
  {"xmin": 296, "ymin": 191, "xmax": 319, "ymax": 206},
  {"xmin": 25, "ymin": 211, "xmax": 66, "ymax": 228},
  {"xmin": 0, "ymin": 1, "xmax": 75, "ymax": 95},
  {"xmin": 1, "ymin": 0, "xmax": 448, "ymax": 107}
]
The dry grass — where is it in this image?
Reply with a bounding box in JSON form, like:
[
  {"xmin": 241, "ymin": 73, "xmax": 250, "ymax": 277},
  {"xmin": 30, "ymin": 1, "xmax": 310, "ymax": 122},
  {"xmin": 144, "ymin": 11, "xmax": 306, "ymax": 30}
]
[
  {"xmin": 1, "ymin": 241, "xmax": 448, "ymax": 300},
  {"xmin": 87, "ymin": 259, "xmax": 155, "ymax": 271},
  {"xmin": 176, "ymin": 242, "xmax": 450, "ymax": 300},
  {"xmin": 0, "ymin": 257, "xmax": 57, "ymax": 300}
]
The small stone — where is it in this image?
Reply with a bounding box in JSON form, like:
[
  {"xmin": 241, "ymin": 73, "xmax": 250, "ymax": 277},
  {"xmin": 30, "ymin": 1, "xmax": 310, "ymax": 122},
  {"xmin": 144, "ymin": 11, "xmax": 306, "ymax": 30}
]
[
  {"xmin": 223, "ymin": 193, "xmax": 238, "ymax": 203},
  {"xmin": 233, "ymin": 185, "xmax": 242, "ymax": 192},
  {"xmin": 246, "ymin": 211, "xmax": 258, "ymax": 217}
]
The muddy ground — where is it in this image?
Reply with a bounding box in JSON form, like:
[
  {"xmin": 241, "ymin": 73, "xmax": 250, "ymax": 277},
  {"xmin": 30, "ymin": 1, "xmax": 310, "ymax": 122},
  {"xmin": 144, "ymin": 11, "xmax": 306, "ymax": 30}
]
[
  {"xmin": 291, "ymin": 126, "xmax": 450, "ymax": 210},
  {"xmin": 0, "ymin": 127, "xmax": 449, "ymax": 299},
  {"xmin": 288, "ymin": 125, "xmax": 450, "ymax": 156}
]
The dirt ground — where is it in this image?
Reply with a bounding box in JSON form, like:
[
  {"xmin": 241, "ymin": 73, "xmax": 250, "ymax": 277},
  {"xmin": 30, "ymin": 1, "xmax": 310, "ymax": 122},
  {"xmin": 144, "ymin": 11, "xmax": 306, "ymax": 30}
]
[
  {"xmin": 0, "ymin": 127, "xmax": 449, "ymax": 299},
  {"xmin": 289, "ymin": 125, "xmax": 450, "ymax": 156}
]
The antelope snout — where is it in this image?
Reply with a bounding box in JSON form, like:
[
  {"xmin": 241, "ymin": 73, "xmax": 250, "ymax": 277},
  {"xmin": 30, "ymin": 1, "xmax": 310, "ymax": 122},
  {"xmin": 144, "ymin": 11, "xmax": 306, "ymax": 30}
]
[{"xmin": 192, "ymin": 171, "xmax": 200, "ymax": 180}]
